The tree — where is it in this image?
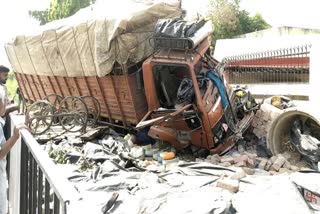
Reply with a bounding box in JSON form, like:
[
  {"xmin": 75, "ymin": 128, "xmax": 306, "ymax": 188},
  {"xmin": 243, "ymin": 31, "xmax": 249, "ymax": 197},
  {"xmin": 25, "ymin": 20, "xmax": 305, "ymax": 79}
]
[
  {"xmin": 209, "ymin": 0, "xmax": 270, "ymax": 50},
  {"xmin": 28, "ymin": 10, "xmax": 49, "ymax": 25},
  {"xmin": 29, "ymin": 0, "xmax": 96, "ymax": 25},
  {"xmin": 238, "ymin": 12, "xmax": 270, "ymax": 33}
]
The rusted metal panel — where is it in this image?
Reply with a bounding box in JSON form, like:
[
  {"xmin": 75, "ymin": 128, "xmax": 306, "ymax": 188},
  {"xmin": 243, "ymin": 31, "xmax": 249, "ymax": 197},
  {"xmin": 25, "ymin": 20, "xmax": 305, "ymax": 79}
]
[{"xmin": 207, "ymin": 97, "xmax": 224, "ymax": 128}]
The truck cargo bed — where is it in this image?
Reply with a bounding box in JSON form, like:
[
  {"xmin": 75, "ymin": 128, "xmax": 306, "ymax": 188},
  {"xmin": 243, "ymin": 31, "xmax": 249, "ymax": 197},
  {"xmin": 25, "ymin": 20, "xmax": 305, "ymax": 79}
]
[{"xmin": 15, "ymin": 71, "xmax": 148, "ymax": 126}]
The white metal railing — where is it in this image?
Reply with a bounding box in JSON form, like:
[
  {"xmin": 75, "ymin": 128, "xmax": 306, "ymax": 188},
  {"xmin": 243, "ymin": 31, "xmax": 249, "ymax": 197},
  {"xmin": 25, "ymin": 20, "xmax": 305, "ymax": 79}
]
[{"xmin": 7, "ymin": 114, "xmax": 80, "ymax": 214}]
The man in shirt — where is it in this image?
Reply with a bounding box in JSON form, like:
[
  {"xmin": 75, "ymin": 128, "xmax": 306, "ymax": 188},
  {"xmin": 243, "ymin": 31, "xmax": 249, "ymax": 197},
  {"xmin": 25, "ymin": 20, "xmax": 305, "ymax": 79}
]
[
  {"xmin": 0, "ymin": 66, "xmax": 18, "ymax": 118},
  {"xmin": 0, "ymin": 65, "xmax": 27, "ymax": 214}
]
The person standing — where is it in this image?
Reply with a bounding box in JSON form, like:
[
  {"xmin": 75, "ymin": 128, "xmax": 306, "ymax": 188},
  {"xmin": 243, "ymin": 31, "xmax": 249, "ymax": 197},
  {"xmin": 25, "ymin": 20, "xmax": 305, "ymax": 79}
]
[
  {"xmin": 15, "ymin": 87, "xmax": 24, "ymax": 113},
  {"xmin": 0, "ymin": 66, "xmax": 19, "ymax": 118},
  {"xmin": 0, "ymin": 65, "xmax": 27, "ymax": 214}
]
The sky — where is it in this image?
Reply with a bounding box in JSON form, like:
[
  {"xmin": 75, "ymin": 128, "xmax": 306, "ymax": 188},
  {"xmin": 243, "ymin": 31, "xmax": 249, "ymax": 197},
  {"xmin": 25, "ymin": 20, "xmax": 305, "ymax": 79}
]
[
  {"xmin": 0, "ymin": 0, "xmax": 51, "ymax": 65},
  {"xmin": 1, "ymin": 0, "xmax": 320, "ymax": 66},
  {"xmin": 240, "ymin": 0, "xmax": 320, "ymax": 29}
]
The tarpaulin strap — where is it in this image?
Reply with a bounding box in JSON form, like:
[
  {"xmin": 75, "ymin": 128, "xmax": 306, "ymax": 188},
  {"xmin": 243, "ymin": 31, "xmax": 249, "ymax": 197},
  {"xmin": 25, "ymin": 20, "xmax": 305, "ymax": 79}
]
[{"xmin": 206, "ymin": 70, "xmax": 228, "ymax": 109}]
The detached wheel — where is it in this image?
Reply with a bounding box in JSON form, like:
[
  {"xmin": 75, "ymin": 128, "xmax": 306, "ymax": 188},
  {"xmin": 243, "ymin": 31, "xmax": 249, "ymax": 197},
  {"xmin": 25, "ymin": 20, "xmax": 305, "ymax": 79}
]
[
  {"xmin": 59, "ymin": 96, "xmax": 88, "ymax": 132},
  {"xmin": 81, "ymin": 96, "xmax": 101, "ymax": 127},
  {"xmin": 43, "ymin": 94, "xmax": 63, "ymax": 124},
  {"xmin": 26, "ymin": 100, "xmax": 54, "ymax": 135},
  {"xmin": 43, "ymin": 94, "xmax": 63, "ymax": 109}
]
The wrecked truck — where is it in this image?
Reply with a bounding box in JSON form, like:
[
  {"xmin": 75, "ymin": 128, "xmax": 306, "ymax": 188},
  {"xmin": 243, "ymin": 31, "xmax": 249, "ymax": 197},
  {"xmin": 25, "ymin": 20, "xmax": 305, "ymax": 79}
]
[
  {"xmin": 135, "ymin": 20, "xmax": 255, "ymax": 154},
  {"xmin": 5, "ymin": 0, "xmax": 255, "ymax": 155}
]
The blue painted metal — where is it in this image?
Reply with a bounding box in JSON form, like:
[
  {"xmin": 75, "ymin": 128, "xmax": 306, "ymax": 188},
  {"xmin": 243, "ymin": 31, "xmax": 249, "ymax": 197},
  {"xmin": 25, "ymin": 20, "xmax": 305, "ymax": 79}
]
[{"xmin": 206, "ymin": 70, "xmax": 228, "ymax": 109}]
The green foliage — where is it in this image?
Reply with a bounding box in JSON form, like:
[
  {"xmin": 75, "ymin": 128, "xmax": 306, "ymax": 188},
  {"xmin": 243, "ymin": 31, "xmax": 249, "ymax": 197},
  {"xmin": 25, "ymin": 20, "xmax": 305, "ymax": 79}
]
[
  {"xmin": 77, "ymin": 156, "xmax": 95, "ymax": 172},
  {"xmin": 7, "ymin": 71, "xmax": 15, "ymax": 81},
  {"xmin": 209, "ymin": 0, "xmax": 270, "ymax": 51},
  {"xmin": 6, "ymin": 71, "xmax": 18, "ymax": 101},
  {"xmin": 49, "ymin": 147, "xmax": 70, "ymax": 164},
  {"xmin": 28, "ymin": 10, "xmax": 49, "ymax": 25},
  {"xmin": 238, "ymin": 12, "xmax": 270, "ymax": 33},
  {"xmin": 29, "ymin": 0, "xmax": 96, "ymax": 25}
]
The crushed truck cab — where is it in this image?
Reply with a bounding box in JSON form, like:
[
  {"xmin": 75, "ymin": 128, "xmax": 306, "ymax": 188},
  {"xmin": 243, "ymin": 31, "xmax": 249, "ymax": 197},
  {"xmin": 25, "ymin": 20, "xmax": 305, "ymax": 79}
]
[{"xmin": 137, "ymin": 33, "xmax": 254, "ymax": 154}]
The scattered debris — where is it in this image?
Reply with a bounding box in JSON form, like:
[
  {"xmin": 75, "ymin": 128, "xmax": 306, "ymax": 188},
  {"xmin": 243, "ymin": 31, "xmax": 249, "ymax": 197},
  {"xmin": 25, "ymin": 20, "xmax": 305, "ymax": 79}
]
[
  {"xmin": 216, "ymin": 177, "xmax": 240, "ymax": 193},
  {"xmin": 101, "ymin": 192, "xmax": 119, "ymax": 213},
  {"xmin": 80, "ymin": 127, "xmax": 108, "ymax": 141},
  {"xmin": 290, "ymin": 119, "xmax": 320, "ymax": 170},
  {"xmin": 270, "ymin": 95, "xmax": 296, "ymax": 110}
]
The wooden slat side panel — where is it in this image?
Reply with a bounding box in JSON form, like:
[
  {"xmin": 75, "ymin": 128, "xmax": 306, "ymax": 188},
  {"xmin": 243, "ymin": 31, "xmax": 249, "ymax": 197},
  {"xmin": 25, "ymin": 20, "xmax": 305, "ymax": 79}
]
[
  {"xmin": 94, "ymin": 76, "xmax": 113, "ymax": 123},
  {"xmin": 100, "ymin": 77, "xmax": 127, "ymax": 124},
  {"xmin": 64, "ymin": 77, "xmax": 80, "ymax": 96},
  {"xmin": 35, "ymin": 75, "xmax": 47, "ymax": 99},
  {"xmin": 53, "ymin": 76, "xmax": 64, "ymax": 97},
  {"xmin": 100, "ymin": 75, "xmax": 146, "ymax": 124},
  {"xmin": 15, "ymin": 72, "xmax": 147, "ymax": 124},
  {"xmin": 30, "ymin": 75, "xmax": 41, "ymax": 100},
  {"xmin": 55, "ymin": 77, "xmax": 69, "ymax": 97},
  {"xmin": 100, "ymin": 114, "xmax": 134, "ymax": 123},
  {"xmin": 85, "ymin": 77, "xmax": 107, "ymax": 115},
  {"xmin": 33, "ymin": 75, "xmax": 46, "ymax": 99},
  {"xmin": 127, "ymin": 72, "xmax": 148, "ymax": 121},
  {"xmin": 39, "ymin": 76, "xmax": 56, "ymax": 96},
  {"xmin": 91, "ymin": 74, "xmax": 147, "ymax": 124},
  {"xmin": 25, "ymin": 74, "xmax": 38, "ymax": 101},
  {"xmin": 47, "ymin": 76, "xmax": 63, "ymax": 98},
  {"xmin": 15, "ymin": 73, "xmax": 30, "ymax": 102},
  {"xmin": 75, "ymin": 77, "xmax": 90, "ymax": 96}
]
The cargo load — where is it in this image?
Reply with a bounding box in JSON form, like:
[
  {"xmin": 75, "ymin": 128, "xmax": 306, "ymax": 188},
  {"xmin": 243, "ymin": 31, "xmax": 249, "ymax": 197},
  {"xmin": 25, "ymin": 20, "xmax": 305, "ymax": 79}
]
[{"xmin": 6, "ymin": 0, "xmax": 182, "ymax": 125}]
